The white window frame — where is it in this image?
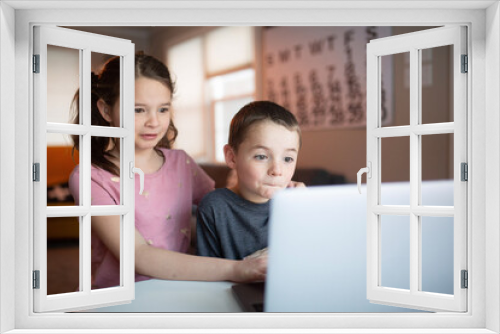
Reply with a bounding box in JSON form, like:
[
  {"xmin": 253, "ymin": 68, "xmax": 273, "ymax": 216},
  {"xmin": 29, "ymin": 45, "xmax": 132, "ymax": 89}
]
[
  {"xmin": 365, "ymin": 26, "xmax": 467, "ymax": 312},
  {"xmin": 1, "ymin": 1, "xmax": 499, "ymax": 333},
  {"xmin": 32, "ymin": 25, "xmax": 137, "ymax": 312}
]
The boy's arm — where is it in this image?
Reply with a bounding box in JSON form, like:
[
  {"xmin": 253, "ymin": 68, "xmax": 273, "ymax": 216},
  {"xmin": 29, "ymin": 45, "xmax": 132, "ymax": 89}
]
[{"xmin": 196, "ymin": 204, "xmax": 223, "ymax": 258}]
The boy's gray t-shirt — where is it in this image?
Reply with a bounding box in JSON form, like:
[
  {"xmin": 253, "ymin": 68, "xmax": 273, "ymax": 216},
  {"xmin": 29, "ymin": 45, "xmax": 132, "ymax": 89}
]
[{"xmin": 196, "ymin": 188, "xmax": 269, "ymax": 260}]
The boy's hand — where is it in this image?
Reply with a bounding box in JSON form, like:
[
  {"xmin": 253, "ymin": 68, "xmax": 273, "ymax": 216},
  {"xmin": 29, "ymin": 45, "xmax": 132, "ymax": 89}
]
[{"xmin": 287, "ymin": 180, "xmax": 306, "ymax": 188}]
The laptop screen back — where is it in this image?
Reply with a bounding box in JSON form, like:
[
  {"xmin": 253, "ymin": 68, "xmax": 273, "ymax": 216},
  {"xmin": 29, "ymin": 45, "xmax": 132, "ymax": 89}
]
[{"xmin": 264, "ymin": 181, "xmax": 453, "ymax": 312}]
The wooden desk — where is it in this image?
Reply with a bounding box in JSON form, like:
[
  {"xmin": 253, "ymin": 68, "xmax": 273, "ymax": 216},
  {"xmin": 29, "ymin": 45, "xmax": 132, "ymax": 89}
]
[{"xmin": 84, "ymin": 279, "xmax": 243, "ymax": 313}]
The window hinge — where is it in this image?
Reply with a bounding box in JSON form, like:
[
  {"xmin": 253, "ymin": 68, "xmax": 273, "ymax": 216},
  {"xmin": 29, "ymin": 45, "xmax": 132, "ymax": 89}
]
[
  {"xmin": 461, "ymin": 54, "xmax": 468, "ymax": 73},
  {"xmin": 461, "ymin": 162, "xmax": 468, "ymax": 181},
  {"xmin": 33, "ymin": 163, "xmax": 40, "ymax": 182},
  {"xmin": 33, "ymin": 54, "xmax": 40, "ymax": 73},
  {"xmin": 33, "ymin": 270, "xmax": 40, "ymax": 289},
  {"xmin": 461, "ymin": 270, "xmax": 468, "ymax": 289}
]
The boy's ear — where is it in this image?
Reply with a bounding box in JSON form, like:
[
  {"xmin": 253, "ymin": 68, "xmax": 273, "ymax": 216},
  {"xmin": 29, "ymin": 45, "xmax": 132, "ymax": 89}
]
[
  {"xmin": 97, "ymin": 99, "xmax": 112, "ymax": 123},
  {"xmin": 223, "ymin": 144, "xmax": 237, "ymax": 169}
]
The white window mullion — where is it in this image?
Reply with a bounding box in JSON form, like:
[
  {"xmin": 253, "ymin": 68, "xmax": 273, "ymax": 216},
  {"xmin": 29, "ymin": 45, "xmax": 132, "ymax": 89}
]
[
  {"xmin": 122, "ymin": 51, "xmax": 135, "ymax": 291},
  {"xmin": 81, "ymin": 48, "xmax": 92, "ymax": 295},
  {"xmin": 46, "ymin": 123, "xmax": 129, "ymax": 138},
  {"xmin": 82, "ymin": 214, "xmax": 91, "ymax": 294},
  {"xmin": 373, "ymin": 206, "xmax": 454, "ymax": 216},
  {"xmin": 409, "ymin": 47, "xmax": 420, "ymax": 296},
  {"xmin": 413, "ymin": 123, "xmax": 454, "ymax": 135},
  {"xmin": 373, "ymin": 123, "xmax": 454, "ymax": 139},
  {"xmin": 366, "ymin": 44, "xmax": 380, "ymax": 299}
]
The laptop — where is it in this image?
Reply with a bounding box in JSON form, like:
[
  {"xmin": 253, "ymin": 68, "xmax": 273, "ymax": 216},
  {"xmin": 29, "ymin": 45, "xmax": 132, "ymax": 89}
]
[
  {"xmin": 232, "ymin": 183, "xmax": 367, "ymax": 312},
  {"xmin": 232, "ymin": 181, "xmax": 453, "ymax": 312}
]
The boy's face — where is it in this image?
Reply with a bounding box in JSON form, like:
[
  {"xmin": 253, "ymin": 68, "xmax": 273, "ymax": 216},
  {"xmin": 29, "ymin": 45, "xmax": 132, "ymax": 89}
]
[{"xmin": 224, "ymin": 120, "xmax": 300, "ymax": 204}]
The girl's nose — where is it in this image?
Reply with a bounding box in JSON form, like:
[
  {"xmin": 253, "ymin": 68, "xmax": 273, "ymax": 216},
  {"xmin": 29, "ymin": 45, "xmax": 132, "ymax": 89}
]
[{"xmin": 146, "ymin": 111, "xmax": 159, "ymax": 127}]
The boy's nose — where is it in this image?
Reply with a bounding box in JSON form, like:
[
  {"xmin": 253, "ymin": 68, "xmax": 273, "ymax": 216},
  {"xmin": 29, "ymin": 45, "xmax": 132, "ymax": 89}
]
[{"xmin": 269, "ymin": 161, "xmax": 282, "ymax": 176}]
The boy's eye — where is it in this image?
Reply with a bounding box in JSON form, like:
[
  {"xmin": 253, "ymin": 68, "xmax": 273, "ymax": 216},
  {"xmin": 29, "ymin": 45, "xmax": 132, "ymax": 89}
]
[
  {"xmin": 255, "ymin": 154, "xmax": 267, "ymax": 161},
  {"xmin": 159, "ymin": 107, "xmax": 170, "ymax": 113},
  {"xmin": 284, "ymin": 157, "xmax": 295, "ymax": 163},
  {"xmin": 134, "ymin": 108, "xmax": 144, "ymax": 113}
]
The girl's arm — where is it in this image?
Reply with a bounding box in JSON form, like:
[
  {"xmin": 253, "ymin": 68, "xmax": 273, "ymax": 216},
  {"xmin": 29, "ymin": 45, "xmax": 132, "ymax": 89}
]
[{"xmin": 91, "ymin": 215, "xmax": 267, "ymax": 283}]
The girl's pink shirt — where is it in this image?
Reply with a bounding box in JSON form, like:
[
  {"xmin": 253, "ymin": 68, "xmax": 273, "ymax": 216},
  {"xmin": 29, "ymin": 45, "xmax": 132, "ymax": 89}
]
[{"xmin": 68, "ymin": 148, "xmax": 215, "ymax": 289}]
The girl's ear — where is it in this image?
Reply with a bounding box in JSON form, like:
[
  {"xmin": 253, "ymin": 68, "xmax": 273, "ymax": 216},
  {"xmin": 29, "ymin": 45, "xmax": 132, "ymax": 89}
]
[
  {"xmin": 97, "ymin": 99, "xmax": 112, "ymax": 123},
  {"xmin": 224, "ymin": 144, "xmax": 237, "ymax": 169}
]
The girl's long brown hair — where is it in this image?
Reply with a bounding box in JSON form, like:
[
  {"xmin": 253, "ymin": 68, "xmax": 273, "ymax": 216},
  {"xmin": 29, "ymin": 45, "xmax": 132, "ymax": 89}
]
[{"xmin": 71, "ymin": 53, "xmax": 178, "ymax": 176}]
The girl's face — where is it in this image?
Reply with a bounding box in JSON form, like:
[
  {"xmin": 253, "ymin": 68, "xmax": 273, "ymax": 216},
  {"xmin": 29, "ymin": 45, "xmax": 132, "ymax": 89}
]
[
  {"xmin": 133, "ymin": 77, "xmax": 172, "ymax": 152},
  {"xmin": 225, "ymin": 121, "xmax": 300, "ymax": 203}
]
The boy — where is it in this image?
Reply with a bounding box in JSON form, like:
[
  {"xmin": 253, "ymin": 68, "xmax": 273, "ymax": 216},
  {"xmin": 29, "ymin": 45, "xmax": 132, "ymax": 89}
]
[{"xmin": 196, "ymin": 101, "xmax": 302, "ymax": 260}]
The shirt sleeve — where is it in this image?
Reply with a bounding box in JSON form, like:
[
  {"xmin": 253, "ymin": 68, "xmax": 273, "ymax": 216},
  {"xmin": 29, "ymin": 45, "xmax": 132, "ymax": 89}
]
[
  {"xmin": 90, "ymin": 172, "xmax": 119, "ymax": 205},
  {"xmin": 186, "ymin": 153, "xmax": 215, "ymax": 206},
  {"xmin": 68, "ymin": 166, "xmax": 81, "ymax": 205},
  {"xmin": 196, "ymin": 198, "xmax": 222, "ymax": 258},
  {"xmin": 68, "ymin": 165, "xmax": 119, "ymax": 206}
]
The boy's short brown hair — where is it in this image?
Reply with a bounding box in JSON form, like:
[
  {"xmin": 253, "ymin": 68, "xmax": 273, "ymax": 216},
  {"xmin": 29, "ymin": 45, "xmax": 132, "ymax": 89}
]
[{"xmin": 228, "ymin": 101, "xmax": 302, "ymax": 152}]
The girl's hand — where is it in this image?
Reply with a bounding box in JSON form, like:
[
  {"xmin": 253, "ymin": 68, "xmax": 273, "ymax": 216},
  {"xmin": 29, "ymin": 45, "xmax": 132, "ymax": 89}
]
[
  {"xmin": 232, "ymin": 252, "xmax": 268, "ymax": 283},
  {"xmin": 287, "ymin": 180, "xmax": 306, "ymax": 188},
  {"xmin": 245, "ymin": 247, "xmax": 268, "ymax": 259}
]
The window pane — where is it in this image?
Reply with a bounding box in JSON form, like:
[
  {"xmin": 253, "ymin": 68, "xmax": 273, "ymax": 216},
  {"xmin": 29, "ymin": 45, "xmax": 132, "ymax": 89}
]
[
  {"xmin": 91, "ymin": 52, "xmax": 120, "ymax": 127},
  {"xmin": 168, "ymin": 37, "xmax": 205, "ymax": 158},
  {"xmin": 381, "ymin": 52, "xmax": 409, "ymax": 127},
  {"xmin": 421, "ymin": 45, "xmax": 453, "ymax": 124},
  {"xmin": 47, "ymin": 45, "xmax": 80, "ymax": 124},
  {"xmin": 381, "ymin": 136, "xmax": 410, "ymax": 205},
  {"xmin": 91, "ymin": 136, "xmax": 121, "ymax": 206},
  {"xmin": 205, "ymin": 26, "xmax": 255, "ymax": 75},
  {"xmin": 91, "ymin": 215, "xmax": 122, "ymax": 290},
  {"xmin": 208, "ymin": 69, "xmax": 255, "ymax": 99},
  {"xmin": 421, "ymin": 134, "xmax": 454, "ymax": 206},
  {"xmin": 214, "ymin": 97, "xmax": 254, "ymax": 162},
  {"xmin": 421, "ymin": 216, "xmax": 454, "ymax": 295},
  {"xmin": 47, "ymin": 216, "xmax": 80, "ymax": 295},
  {"xmin": 47, "ymin": 133, "xmax": 79, "ymax": 206},
  {"xmin": 380, "ymin": 215, "xmax": 410, "ymax": 290}
]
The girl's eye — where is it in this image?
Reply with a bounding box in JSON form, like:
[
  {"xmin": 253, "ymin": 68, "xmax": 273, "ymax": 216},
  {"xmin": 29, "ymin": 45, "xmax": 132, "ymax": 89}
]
[
  {"xmin": 284, "ymin": 156, "xmax": 295, "ymax": 163},
  {"xmin": 134, "ymin": 108, "xmax": 144, "ymax": 113},
  {"xmin": 255, "ymin": 154, "xmax": 267, "ymax": 161},
  {"xmin": 159, "ymin": 107, "xmax": 170, "ymax": 113}
]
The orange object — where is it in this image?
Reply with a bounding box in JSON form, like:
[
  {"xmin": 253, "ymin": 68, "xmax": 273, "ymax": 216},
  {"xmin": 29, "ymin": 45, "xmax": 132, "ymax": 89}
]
[{"xmin": 46, "ymin": 146, "xmax": 79, "ymax": 187}]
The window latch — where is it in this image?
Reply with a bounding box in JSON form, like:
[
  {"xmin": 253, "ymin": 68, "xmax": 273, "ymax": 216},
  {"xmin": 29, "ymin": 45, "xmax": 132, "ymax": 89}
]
[
  {"xmin": 357, "ymin": 162, "xmax": 372, "ymax": 194},
  {"xmin": 129, "ymin": 162, "xmax": 144, "ymax": 195}
]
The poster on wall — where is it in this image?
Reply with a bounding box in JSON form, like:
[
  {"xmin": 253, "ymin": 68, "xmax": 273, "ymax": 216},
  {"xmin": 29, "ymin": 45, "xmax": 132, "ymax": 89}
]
[{"xmin": 262, "ymin": 26, "xmax": 393, "ymax": 131}]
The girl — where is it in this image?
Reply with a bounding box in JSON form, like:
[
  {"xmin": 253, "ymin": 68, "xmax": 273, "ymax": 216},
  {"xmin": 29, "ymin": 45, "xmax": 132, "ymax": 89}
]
[{"xmin": 68, "ymin": 54, "xmax": 266, "ymax": 289}]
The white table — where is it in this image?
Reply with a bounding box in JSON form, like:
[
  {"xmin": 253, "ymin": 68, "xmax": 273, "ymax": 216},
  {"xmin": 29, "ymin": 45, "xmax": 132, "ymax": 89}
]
[{"xmin": 84, "ymin": 280, "xmax": 243, "ymax": 312}]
